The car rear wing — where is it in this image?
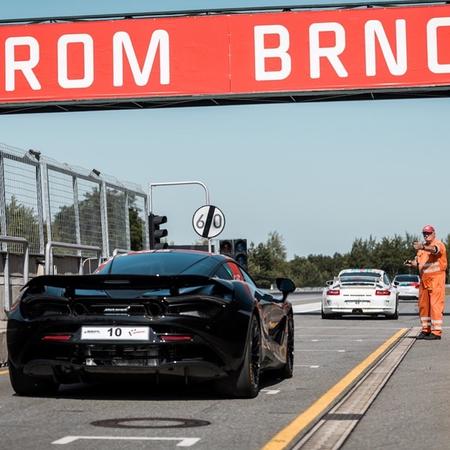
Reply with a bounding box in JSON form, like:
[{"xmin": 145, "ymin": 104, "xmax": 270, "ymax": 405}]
[
  {"xmin": 25, "ymin": 274, "xmax": 233, "ymax": 294},
  {"xmin": 339, "ymin": 275, "xmax": 383, "ymax": 287}
]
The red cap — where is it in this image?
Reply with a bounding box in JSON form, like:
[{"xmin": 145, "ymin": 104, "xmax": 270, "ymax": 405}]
[{"xmin": 422, "ymin": 225, "xmax": 435, "ymax": 233}]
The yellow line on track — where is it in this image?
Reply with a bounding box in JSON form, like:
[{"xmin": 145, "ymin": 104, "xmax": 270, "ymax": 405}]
[
  {"xmin": 0, "ymin": 370, "xmax": 9, "ymax": 376},
  {"xmin": 262, "ymin": 328, "xmax": 408, "ymax": 450}
]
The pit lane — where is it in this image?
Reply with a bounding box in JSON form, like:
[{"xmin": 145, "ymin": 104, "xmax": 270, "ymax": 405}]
[{"xmin": 0, "ymin": 295, "xmax": 432, "ymax": 450}]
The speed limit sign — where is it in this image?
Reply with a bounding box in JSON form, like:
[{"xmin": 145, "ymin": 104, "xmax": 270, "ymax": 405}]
[{"xmin": 192, "ymin": 205, "xmax": 226, "ymax": 238}]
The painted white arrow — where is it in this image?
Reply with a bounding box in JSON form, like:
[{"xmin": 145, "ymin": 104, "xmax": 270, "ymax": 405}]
[
  {"xmin": 261, "ymin": 389, "xmax": 281, "ymax": 395},
  {"xmin": 292, "ymin": 302, "xmax": 321, "ymax": 313},
  {"xmin": 52, "ymin": 436, "xmax": 200, "ymax": 447}
]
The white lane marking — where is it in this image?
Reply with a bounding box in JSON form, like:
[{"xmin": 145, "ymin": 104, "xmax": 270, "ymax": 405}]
[
  {"xmin": 295, "ymin": 326, "xmax": 405, "ymax": 330},
  {"xmin": 52, "ymin": 436, "xmax": 200, "ymax": 446},
  {"xmin": 295, "ymin": 349, "xmax": 346, "ymax": 353},
  {"xmin": 292, "ymin": 302, "xmax": 321, "ymax": 313},
  {"xmin": 261, "ymin": 389, "xmax": 281, "ymax": 395},
  {"xmin": 289, "ymin": 295, "xmax": 322, "ymax": 305},
  {"xmin": 299, "ymin": 338, "xmax": 381, "ymax": 343},
  {"xmin": 295, "ymin": 334, "xmax": 391, "ymax": 337},
  {"xmin": 294, "ymin": 365, "xmax": 320, "ymax": 369}
]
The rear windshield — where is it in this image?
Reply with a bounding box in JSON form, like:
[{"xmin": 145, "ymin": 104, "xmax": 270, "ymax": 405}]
[
  {"xmin": 96, "ymin": 252, "xmax": 216, "ymax": 276},
  {"xmin": 395, "ymin": 275, "xmax": 419, "ymax": 282},
  {"xmin": 340, "ymin": 272, "xmax": 381, "ymax": 280}
]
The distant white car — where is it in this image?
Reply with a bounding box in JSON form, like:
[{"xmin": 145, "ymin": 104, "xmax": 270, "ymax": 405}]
[
  {"xmin": 392, "ymin": 274, "xmax": 420, "ymax": 300},
  {"xmin": 322, "ymin": 269, "xmax": 398, "ymax": 319}
]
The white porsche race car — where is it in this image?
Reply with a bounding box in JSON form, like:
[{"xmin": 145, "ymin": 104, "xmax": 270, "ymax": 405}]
[{"xmin": 322, "ymin": 269, "xmax": 398, "ymax": 320}]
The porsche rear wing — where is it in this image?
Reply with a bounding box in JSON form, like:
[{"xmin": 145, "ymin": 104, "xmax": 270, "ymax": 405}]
[
  {"xmin": 25, "ymin": 274, "xmax": 233, "ymax": 293},
  {"xmin": 339, "ymin": 275, "xmax": 383, "ymax": 288}
]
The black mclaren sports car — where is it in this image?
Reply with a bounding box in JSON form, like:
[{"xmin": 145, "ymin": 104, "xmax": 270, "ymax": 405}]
[{"xmin": 7, "ymin": 250, "xmax": 295, "ymax": 398}]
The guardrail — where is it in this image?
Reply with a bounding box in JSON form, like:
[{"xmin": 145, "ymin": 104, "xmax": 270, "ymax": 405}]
[
  {"xmin": 112, "ymin": 248, "xmax": 129, "ymax": 256},
  {"xmin": 0, "ymin": 144, "xmax": 149, "ymax": 261},
  {"xmin": 45, "ymin": 241, "xmax": 102, "ymax": 275},
  {"xmin": 0, "ymin": 235, "xmax": 29, "ymax": 311}
]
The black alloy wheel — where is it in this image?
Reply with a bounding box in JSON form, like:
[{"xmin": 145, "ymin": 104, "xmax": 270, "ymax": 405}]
[
  {"xmin": 283, "ymin": 315, "xmax": 294, "ymax": 378},
  {"xmin": 219, "ymin": 314, "xmax": 262, "ymax": 399},
  {"xmin": 248, "ymin": 316, "xmax": 262, "ymax": 389},
  {"xmin": 275, "ymin": 315, "xmax": 294, "ymax": 379}
]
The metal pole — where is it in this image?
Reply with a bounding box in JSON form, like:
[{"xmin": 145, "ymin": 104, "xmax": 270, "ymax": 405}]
[
  {"xmin": 41, "ymin": 163, "xmax": 52, "ymax": 244},
  {"xmin": 73, "ymin": 176, "xmax": 81, "ymax": 252},
  {"xmin": 0, "ymin": 154, "xmax": 7, "ymax": 253},
  {"xmin": 143, "ymin": 195, "xmax": 150, "ymax": 250},
  {"xmin": 149, "ymin": 181, "xmax": 210, "ymax": 212},
  {"xmin": 148, "ymin": 180, "xmax": 212, "ymax": 252},
  {"xmin": 124, "ymin": 191, "xmax": 131, "ymax": 250},
  {"xmin": 35, "ymin": 163, "xmax": 45, "ymax": 254},
  {"xmin": 100, "ymin": 181, "xmax": 110, "ymax": 259}
]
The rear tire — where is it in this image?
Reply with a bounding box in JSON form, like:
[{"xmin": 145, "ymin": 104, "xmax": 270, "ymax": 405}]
[
  {"xmin": 9, "ymin": 361, "xmax": 59, "ymax": 396},
  {"xmin": 321, "ymin": 307, "xmax": 336, "ymax": 319},
  {"xmin": 218, "ymin": 314, "xmax": 261, "ymax": 398},
  {"xmin": 276, "ymin": 315, "xmax": 294, "ymax": 379},
  {"xmin": 386, "ymin": 302, "xmax": 399, "ymax": 320}
]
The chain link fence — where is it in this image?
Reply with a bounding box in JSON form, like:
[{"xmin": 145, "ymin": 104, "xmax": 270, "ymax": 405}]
[{"xmin": 0, "ymin": 143, "xmax": 149, "ymax": 260}]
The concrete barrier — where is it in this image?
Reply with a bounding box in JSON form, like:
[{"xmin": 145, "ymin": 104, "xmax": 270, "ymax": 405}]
[{"xmin": 0, "ymin": 276, "xmax": 24, "ymax": 364}]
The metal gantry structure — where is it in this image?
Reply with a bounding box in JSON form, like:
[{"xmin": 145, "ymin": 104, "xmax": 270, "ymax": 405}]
[{"xmin": 0, "ymin": 1, "xmax": 448, "ymax": 115}]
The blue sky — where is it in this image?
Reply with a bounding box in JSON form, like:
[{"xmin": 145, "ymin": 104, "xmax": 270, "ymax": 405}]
[{"xmin": 0, "ymin": 1, "xmax": 448, "ymax": 258}]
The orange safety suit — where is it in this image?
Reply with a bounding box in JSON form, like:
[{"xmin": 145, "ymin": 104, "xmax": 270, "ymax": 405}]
[{"xmin": 416, "ymin": 239, "xmax": 447, "ymax": 337}]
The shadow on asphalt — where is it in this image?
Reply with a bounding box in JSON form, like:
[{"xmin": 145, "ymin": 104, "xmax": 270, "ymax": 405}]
[
  {"xmin": 295, "ymin": 312, "xmax": 400, "ymax": 319},
  {"xmin": 296, "ymin": 310, "xmax": 450, "ymax": 318},
  {"xmin": 15, "ymin": 371, "xmax": 288, "ymax": 401}
]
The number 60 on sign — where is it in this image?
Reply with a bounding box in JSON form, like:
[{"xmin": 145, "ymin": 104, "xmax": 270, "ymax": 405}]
[{"xmin": 192, "ymin": 205, "xmax": 226, "ymax": 239}]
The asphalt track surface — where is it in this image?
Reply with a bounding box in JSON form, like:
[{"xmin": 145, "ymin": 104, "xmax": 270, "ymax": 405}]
[{"xmin": 0, "ymin": 293, "xmax": 448, "ymax": 450}]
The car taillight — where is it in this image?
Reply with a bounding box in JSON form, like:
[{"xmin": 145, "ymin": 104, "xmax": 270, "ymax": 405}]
[
  {"xmin": 375, "ymin": 289, "xmax": 391, "ymax": 296},
  {"xmin": 41, "ymin": 334, "xmax": 72, "ymax": 342},
  {"xmin": 326, "ymin": 289, "xmax": 340, "ymax": 296},
  {"xmin": 159, "ymin": 334, "xmax": 193, "ymax": 343},
  {"xmin": 412, "ymin": 282, "xmax": 420, "ymax": 288}
]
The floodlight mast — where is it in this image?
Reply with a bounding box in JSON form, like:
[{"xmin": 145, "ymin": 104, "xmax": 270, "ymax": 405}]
[{"xmin": 148, "ymin": 181, "xmax": 212, "ymax": 252}]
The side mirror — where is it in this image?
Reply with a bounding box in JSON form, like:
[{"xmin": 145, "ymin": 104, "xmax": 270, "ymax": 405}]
[
  {"xmin": 276, "ymin": 278, "xmax": 296, "ymax": 301},
  {"xmin": 326, "ymin": 280, "xmax": 334, "ymax": 286},
  {"xmin": 255, "ymin": 291, "xmax": 274, "ymax": 302}
]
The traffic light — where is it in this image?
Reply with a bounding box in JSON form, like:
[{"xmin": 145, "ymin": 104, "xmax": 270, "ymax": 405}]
[
  {"xmin": 219, "ymin": 238, "xmax": 248, "ymax": 269},
  {"xmin": 219, "ymin": 239, "xmax": 233, "ymax": 257},
  {"xmin": 149, "ymin": 213, "xmax": 169, "ymax": 249},
  {"xmin": 233, "ymin": 239, "xmax": 248, "ymax": 269}
]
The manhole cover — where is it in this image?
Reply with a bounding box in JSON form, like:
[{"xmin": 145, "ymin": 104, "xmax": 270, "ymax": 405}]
[{"xmin": 91, "ymin": 417, "xmax": 211, "ymax": 429}]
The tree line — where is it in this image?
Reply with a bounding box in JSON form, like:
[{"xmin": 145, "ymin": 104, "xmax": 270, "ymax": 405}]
[
  {"xmin": 248, "ymin": 231, "xmax": 450, "ymax": 288},
  {"xmin": 5, "ymin": 192, "xmax": 145, "ymax": 254},
  {"xmin": 6, "ymin": 194, "xmax": 449, "ymax": 288}
]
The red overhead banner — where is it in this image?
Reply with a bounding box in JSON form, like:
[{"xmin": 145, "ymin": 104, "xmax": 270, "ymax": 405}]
[{"xmin": 1, "ymin": 4, "xmax": 450, "ymax": 104}]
